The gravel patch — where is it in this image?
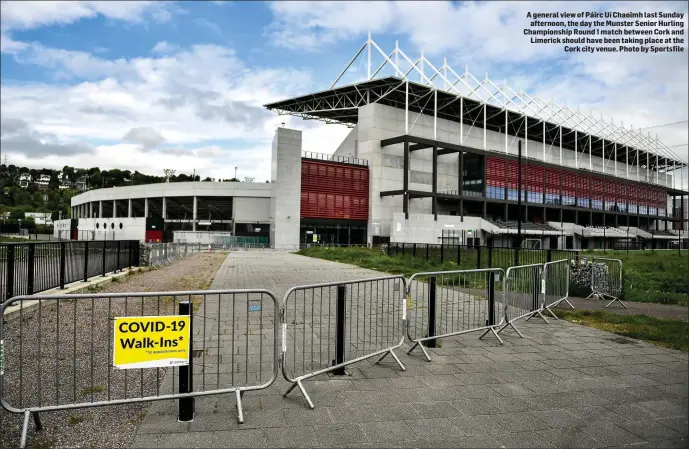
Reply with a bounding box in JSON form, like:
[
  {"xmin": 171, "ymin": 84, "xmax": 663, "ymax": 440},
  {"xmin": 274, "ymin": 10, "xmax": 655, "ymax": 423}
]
[{"xmin": 1, "ymin": 252, "xmax": 228, "ymax": 449}]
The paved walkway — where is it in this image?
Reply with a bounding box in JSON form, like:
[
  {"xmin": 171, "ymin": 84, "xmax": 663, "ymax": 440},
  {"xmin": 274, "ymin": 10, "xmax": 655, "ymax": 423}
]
[
  {"xmin": 132, "ymin": 252, "xmax": 688, "ymax": 448},
  {"xmin": 558, "ymin": 296, "xmax": 689, "ymax": 321}
]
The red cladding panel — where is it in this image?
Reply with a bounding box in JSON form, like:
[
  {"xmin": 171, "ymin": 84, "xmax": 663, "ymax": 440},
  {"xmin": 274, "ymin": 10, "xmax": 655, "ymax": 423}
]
[
  {"xmin": 486, "ymin": 157, "xmax": 506, "ymax": 187},
  {"xmin": 301, "ymin": 160, "xmax": 369, "ymax": 220},
  {"xmin": 145, "ymin": 230, "xmax": 162, "ymax": 243}
]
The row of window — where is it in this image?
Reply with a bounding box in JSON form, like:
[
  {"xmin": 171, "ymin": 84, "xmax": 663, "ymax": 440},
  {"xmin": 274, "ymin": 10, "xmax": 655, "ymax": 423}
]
[
  {"xmin": 484, "ymin": 187, "xmax": 667, "ymax": 215},
  {"xmin": 95, "ymin": 222, "xmax": 124, "ymax": 230},
  {"xmin": 486, "ymin": 156, "xmax": 668, "ymax": 207}
]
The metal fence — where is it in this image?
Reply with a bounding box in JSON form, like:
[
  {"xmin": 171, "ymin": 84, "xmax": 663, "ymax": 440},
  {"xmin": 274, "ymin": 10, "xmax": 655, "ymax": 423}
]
[
  {"xmin": 0, "ymin": 257, "xmax": 621, "ymax": 447},
  {"xmin": 587, "ymin": 257, "xmax": 625, "ymax": 308},
  {"xmin": 542, "ymin": 259, "xmax": 573, "ymax": 319},
  {"xmin": 0, "ymin": 289, "xmax": 279, "ymax": 448},
  {"xmin": 280, "ymin": 276, "xmax": 407, "ymax": 409},
  {"xmin": 0, "ymin": 241, "xmax": 140, "ymax": 303},
  {"xmin": 405, "ymin": 269, "xmax": 505, "ymax": 360},
  {"xmin": 387, "ymin": 242, "xmax": 577, "ymax": 271},
  {"xmin": 497, "ymin": 264, "xmax": 546, "ymax": 338},
  {"xmin": 146, "ymin": 243, "xmax": 205, "ymax": 267}
]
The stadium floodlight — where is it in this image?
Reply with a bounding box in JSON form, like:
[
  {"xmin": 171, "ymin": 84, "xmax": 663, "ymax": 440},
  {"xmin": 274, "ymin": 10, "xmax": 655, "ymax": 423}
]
[{"xmin": 163, "ymin": 169, "xmax": 175, "ymax": 183}]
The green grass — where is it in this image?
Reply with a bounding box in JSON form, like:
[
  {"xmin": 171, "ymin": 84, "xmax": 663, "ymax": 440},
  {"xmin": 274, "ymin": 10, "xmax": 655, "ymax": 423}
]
[
  {"xmin": 78, "ymin": 384, "xmax": 105, "ymax": 397},
  {"xmin": 68, "ymin": 415, "xmax": 84, "ymax": 426},
  {"xmin": 298, "ymin": 247, "xmax": 688, "ymax": 306},
  {"xmin": 296, "ymin": 246, "xmax": 463, "ymax": 278},
  {"xmin": 555, "ymin": 309, "xmax": 689, "ymax": 353},
  {"xmin": 580, "ymin": 250, "xmax": 689, "ymax": 306},
  {"xmin": 0, "ymin": 236, "xmax": 30, "ymax": 243}
]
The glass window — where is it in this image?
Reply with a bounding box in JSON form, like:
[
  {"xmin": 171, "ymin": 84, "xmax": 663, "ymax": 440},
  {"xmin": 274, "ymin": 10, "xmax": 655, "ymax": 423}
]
[
  {"xmin": 562, "ymin": 195, "xmax": 575, "ymax": 206},
  {"xmin": 487, "ymin": 186, "xmax": 504, "ymax": 199}
]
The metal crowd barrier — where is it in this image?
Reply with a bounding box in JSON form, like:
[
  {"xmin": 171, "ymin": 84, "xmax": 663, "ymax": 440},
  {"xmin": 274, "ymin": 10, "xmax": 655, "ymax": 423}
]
[
  {"xmin": 405, "ymin": 269, "xmax": 505, "ymax": 361},
  {"xmin": 542, "ymin": 259, "xmax": 573, "ymax": 319},
  {"xmin": 0, "ymin": 289, "xmax": 279, "ymax": 448},
  {"xmin": 587, "ymin": 257, "xmax": 625, "ymax": 308},
  {"xmin": 148, "ymin": 243, "xmax": 204, "ymax": 268},
  {"xmin": 280, "ymin": 276, "xmax": 407, "ymax": 409},
  {"xmin": 498, "ymin": 263, "xmax": 546, "ymax": 338},
  {"xmin": 1, "ymin": 259, "xmax": 594, "ymax": 448}
]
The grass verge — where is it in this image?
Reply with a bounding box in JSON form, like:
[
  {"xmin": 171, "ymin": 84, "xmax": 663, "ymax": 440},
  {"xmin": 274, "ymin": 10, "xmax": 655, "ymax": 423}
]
[
  {"xmin": 296, "ymin": 246, "xmax": 458, "ymax": 278},
  {"xmin": 299, "ymin": 247, "xmax": 688, "ymax": 306},
  {"xmin": 555, "ymin": 309, "xmax": 689, "ymax": 353}
]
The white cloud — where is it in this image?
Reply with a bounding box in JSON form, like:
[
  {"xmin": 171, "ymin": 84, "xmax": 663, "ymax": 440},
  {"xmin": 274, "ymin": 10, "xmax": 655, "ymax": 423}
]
[
  {"xmin": 151, "ymin": 41, "xmax": 178, "ymax": 54},
  {"xmin": 122, "ymin": 127, "xmax": 166, "ymax": 149},
  {"xmin": 0, "ymin": 1, "xmax": 173, "ymax": 31},
  {"xmin": 266, "ymin": 0, "xmax": 689, "ymax": 172},
  {"xmin": 2, "ymin": 0, "xmax": 687, "ymax": 190},
  {"xmin": 0, "ymin": 32, "xmax": 318, "ymax": 181}
]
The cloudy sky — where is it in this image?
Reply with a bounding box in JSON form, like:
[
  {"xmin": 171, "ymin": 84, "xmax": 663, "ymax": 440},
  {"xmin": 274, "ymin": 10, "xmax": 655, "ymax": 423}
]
[{"xmin": 1, "ymin": 1, "xmax": 687, "ymax": 186}]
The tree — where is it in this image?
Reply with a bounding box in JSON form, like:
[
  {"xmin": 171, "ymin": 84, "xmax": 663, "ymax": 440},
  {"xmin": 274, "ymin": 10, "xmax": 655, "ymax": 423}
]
[
  {"xmin": 23, "ymin": 216, "xmax": 36, "ymax": 231},
  {"xmin": 9, "ymin": 207, "xmax": 27, "ymax": 221}
]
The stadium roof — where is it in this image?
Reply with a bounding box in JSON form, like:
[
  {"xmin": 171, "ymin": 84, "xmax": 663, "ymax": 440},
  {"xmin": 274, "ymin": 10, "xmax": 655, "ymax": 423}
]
[{"xmin": 265, "ymin": 35, "xmax": 687, "ymax": 179}]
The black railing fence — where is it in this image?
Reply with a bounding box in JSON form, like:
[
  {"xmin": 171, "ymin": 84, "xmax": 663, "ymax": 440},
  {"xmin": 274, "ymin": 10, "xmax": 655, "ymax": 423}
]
[
  {"xmin": 0, "ymin": 240, "xmax": 140, "ymax": 303},
  {"xmin": 387, "ymin": 242, "xmax": 578, "ymax": 271}
]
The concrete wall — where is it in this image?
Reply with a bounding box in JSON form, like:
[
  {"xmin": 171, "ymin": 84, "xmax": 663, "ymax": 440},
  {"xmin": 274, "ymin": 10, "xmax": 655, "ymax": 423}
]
[
  {"xmin": 270, "ymin": 127, "xmax": 302, "ymax": 250},
  {"xmin": 390, "ymin": 213, "xmax": 487, "ymax": 245},
  {"xmin": 66, "ymin": 217, "xmax": 147, "ymax": 241},
  {"xmin": 234, "ymin": 197, "xmax": 270, "ymax": 223},
  {"xmin": 71, "ymin": 181, "xmax": 272, "ymax": 206},
  {"xmin": 333, "ymin": 126, "xmax": 359, "ymax": 159}
]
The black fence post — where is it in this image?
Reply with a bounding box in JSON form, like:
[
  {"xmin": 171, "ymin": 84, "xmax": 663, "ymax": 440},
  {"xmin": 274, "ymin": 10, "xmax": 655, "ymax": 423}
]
[
  {"xmin": 178, "ymin": 300, "xmax": 195, "ymax": 421},
  {"xmin": 333, "ymin": 285, "xmax": 347, "ymax": 375},
  {"xmin": 427, "ymin": 276, "xmax": 438, "ymax": 348},
  {"xmin": 413, "ymin": 243, "xmax": 416, "ymax": 257},
  {"xmin": 102, "ymin": 242, "xmax": 107, "ymax": 276},
  {"xmin": 487, "ymin": 271, "xmax": 496, "ymax": 326},
  {"xmin": 488, "ymin": 246, "xmax": 493, "ymax": 268},
  {"xmin": 457, "ymin": 244, "xmax": 461, "ymax": 266},
  {"xmin": 514, "ymin": 247, "xmax": 520, "ymax": 266},
  {"xmin": 477, "ymin": 246, "xmax": 482, "ymax": 269},
  {"xmin": 440, "ymin": 242, "xmax": 444, "ymax": 264},
  {"xmin": 425, "ymin": 244, "xmax": 429, "ymax": 261},
  {"xmin": 402, "ymin": 243, "xmax": 405, "ymax": 256},
  {"xmin": 6, "ymin": 245, "xmax": 15, "ymax": 301},
  {"xmin": 546, "ymin": 248, "xmax": 552, "ymax": 263},
  {"xmin": 116, "ymin": 241, "xmax": 121, "ymax": 272},
  {"xmin": 27, "ymin": 244, "xmax": 35, "ymax": 295},
  {"xmin": 83, "ymin": 241, "xmax": 89, "ymax": 282},
  {"xmin": 59, "ymin": 242, "xmax": 66, "ymax": 289}
]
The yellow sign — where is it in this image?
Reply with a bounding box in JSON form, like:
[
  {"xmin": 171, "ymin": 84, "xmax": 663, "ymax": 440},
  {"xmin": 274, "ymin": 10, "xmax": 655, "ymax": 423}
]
[{"xmin": 113, "ymin": 315, "xmax": 190, "ymax": 369}]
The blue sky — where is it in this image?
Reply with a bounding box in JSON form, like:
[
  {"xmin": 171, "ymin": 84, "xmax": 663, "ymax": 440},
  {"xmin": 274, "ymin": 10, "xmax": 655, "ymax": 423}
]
[{"xmin": 1, "ymin": 1, "xmax": 687, "ymax": 185}]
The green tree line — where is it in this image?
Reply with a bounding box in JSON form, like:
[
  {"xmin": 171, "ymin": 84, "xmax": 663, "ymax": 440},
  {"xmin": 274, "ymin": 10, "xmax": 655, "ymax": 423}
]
[{"xmin": 0, "ymin": 164, "xmax": 207, "ymax": 226}]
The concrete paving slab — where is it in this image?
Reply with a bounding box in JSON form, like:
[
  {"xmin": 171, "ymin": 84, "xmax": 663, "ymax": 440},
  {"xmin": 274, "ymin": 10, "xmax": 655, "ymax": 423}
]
[{"xmin": 131, "ymin": 251, "xmax": 689, "ymax": 448}]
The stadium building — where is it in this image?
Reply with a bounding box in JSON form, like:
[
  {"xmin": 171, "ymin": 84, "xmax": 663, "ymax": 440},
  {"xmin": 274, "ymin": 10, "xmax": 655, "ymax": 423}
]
[{"xmin": 62, "ymin": 37, "xmax": 688, "ymax": 250}]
